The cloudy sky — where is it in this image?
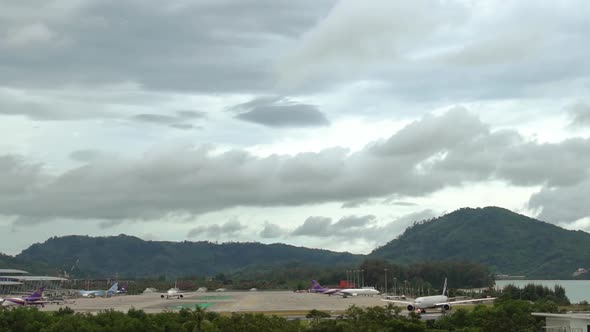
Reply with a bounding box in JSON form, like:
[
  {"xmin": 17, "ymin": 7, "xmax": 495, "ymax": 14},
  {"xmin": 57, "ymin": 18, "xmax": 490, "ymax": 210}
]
[{"xmin": 1, "ymin": 0, "xmax": 590, "ymax": 255}]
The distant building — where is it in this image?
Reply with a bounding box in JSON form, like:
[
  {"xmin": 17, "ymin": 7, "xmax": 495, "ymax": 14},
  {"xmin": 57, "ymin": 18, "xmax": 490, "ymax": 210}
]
[
  {"xmin": 0, "ymin": 269, "xmax": 67, "ymax": 295},
  {"xmin": 533, "ymin": 312, "xmax": 590, "ymax": 332},
  {"xmin": 495, "ymin": 274, "xmax": 526, "ymax": 280},
  {"xmin": 572, "ymin": 268, "xmax": 589, "ymax": 278},
  {"xmin": 340, "ymin": 280, "xmax": 354, "ymax": 288}
]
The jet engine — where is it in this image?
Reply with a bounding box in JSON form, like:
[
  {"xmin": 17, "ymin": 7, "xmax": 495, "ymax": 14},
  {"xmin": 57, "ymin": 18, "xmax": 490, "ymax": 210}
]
[
  {"xmin": 442, "ymin": 303, "xmax": 452, "ymax": 312},
  {"xmin": 407, "ymin": 304, "xmax": 415, "ymax": 312}
]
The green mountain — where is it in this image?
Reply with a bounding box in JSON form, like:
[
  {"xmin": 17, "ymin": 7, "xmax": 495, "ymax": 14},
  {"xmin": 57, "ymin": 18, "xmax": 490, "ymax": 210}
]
[
  {"xmin": 15, "ymin": 234, "xmax": 362, "ymax": 278},
  {"xmin": 370, "ymin": 206, "xmax": 590, "ymax": 278},
  {"xmin": 8, "ymin": 206, "xmax": 589, "ymax": 279},
  {"xmin": 0, "ymin": 252, "xmax": 56, "ymax": 275}
]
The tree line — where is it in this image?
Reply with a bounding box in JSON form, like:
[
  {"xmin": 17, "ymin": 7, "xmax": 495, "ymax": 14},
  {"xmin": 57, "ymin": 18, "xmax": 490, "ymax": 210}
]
[{"xmin": 0, "ymin": 298, "xmax": 558, "ymax": 332}]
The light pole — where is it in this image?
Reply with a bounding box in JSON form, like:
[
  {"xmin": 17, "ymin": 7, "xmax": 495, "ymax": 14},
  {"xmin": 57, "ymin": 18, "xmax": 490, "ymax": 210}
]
[
  {"xmin": 361, "ymin": 270, "xmax": 364, "ymax": 288},
  {"xmin": 384, "ymin": 269, "xmax": 388, "ymax": 295},
  {"xmin": 346, "ymin": 270, "xmax": 349, "ymax": 287},
  {"xmin": 393, "ymin": 277, "xmax": 397, "ymax": 296}
]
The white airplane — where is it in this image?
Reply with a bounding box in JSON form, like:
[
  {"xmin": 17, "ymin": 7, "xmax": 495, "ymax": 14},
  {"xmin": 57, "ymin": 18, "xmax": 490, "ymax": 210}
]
[
  {"xmin": 339, "ymin": 287, "xmax": 380, "ymax": 298},
  {"xmin": 79, "ymin": 283, "xmax": 119, "ymax": 298},
  {"xmin": 382, "ymin": 278, "xmax": 495, "ymax": 313},
  {"xmin": 159, "ymin": 282, "xmax": 185, "ymax": 299}
]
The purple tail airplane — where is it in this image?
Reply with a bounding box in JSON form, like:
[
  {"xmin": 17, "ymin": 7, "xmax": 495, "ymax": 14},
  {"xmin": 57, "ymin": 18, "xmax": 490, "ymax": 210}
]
[
  {"xmin": 310, "ymin": 280, "xmax": 340, "ymax": 295},
  {"xmin": 311, "ymin": 280, "xmax": 381, "ymax": 298},
  {"xmin": 1, "ymin": 287, "xmax": 47, "ymax": 307}
]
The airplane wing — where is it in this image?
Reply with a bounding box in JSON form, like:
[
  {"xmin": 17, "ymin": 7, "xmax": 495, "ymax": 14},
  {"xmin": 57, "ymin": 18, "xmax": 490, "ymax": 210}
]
[
  {"xmin": 381, "ymin": 299, "xmax": 414, "ymax": 305},
  {"xmin": 434, "ymin": 297, "xmax": 496, "ymax": 306}
]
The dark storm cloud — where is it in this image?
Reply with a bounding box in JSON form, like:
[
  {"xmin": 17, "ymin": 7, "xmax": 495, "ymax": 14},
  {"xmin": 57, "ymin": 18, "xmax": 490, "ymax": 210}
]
[
  {"xmin": 186, "ymin": 219, "xmax": 246, "ymax": 238},
  {"xmin": 2, "ymin": 110, "xmax": 590, "ymax": 223},
  {"xmin": 0, "ymin": 0, "xmax": 335, "ymax": 93},
  {"xmin": 232, "ymin": 97, "xmax": 330, "ymax": 128}
]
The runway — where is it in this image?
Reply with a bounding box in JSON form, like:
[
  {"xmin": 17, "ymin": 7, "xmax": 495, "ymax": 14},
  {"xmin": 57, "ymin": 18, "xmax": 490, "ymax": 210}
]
[{"xmin": 34, "ymin": 291, "xmax": 445, "ymax": 320}]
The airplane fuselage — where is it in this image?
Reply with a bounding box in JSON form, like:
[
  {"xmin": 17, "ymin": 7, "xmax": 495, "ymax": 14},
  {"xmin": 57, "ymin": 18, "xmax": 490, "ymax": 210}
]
[
  {"xmin": 161, "ymin": 288, "xmax": 184, "ymax": 299},
  {"xmin": 1, "ymin": 297, "xmax": 44, "ymax": 307},
  {"xmin": 340, "ymin": 287, "xmax": 380, "ymax": 297},
  {"xmin": 413, "ymin": 295, "xmax": 448, "ymax": 309}
]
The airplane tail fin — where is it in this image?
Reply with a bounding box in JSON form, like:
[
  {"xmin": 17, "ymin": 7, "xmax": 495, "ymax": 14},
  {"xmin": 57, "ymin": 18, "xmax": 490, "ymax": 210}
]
[
  {"xmin": 442, "ymin": 278, "xmax": 448, "ymax": 296},
  {"xmin": 311, "ymin": 280, "xmax": 323, "ymax": 290},
  {"xmin": 31, "ymin": 287, "xmax": 44, "ymax": 298},
  {"xmin": 108, "ymin": 282, "xmax": 119, "ymax": 293}
]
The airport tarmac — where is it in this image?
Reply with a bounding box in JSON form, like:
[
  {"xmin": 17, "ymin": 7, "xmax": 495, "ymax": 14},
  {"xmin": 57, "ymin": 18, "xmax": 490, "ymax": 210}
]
[{"xmin": 36, "ymin": 291, "xmax": 404, "ymax": 315}]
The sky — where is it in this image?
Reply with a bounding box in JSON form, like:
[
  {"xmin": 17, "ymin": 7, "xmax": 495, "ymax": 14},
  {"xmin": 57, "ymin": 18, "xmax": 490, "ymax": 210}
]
[{"xmin": 1, "ymin": 0, "xmax": 590, "ymax": 255}]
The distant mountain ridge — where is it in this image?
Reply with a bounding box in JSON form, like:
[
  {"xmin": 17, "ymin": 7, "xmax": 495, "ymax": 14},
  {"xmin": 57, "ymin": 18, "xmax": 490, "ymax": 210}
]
[
  {"xmin": 15, "ymin": 235, "xmax": 363, "ymax": 278},
  {"xmin": 6, "ymin": 207, "xmax": 590, "ymax": 279},
  {"xmin": 370, "ymin": 206, "xmax": 590, "ymax": 278}
]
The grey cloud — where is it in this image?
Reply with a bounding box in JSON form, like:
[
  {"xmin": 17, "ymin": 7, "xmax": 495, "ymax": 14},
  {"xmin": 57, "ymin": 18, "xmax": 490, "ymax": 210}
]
[
  {"xmin": 1, "ymin": 110, "xmax": 590, "ymax": 222},
  {"xmin": 176, "ymin": 111, "xmax": 206, "ymax": 119},
  {"xmin": 292, "ymin": 215, "xmax": 375, "ymax": 237},
  {"xmin": 0, "ymin": 155, "xmax": 45, "ymax": 194},
  {"xmin": 259, "ymin": 222, "xmax": 287, "ymax": 239},
  {"xmin": 334, "ymin": 215, "xmax": 376, "ymax": 228},
  {"xmin": 278, "ymin": 1, "xmax": 590, "ymax": 101},
  {"xmin": 132, "ymin": 114, "xmax": 180, "ymax": 124},
  {"xmin": 232, "ymin": 97, "xmax": 330, "ymax": 128},
  {"xmin": 292, "ymin": 217, "xmax": 332, "ymax": 236},
  {"xmin": 382, "ymin": 200, "xmax": 417, "ymax": 206},
  {"xmin": 0, "ymin": 89, "xmax": 116, "ymax": 121},
  {"xmin": 290, "ymin": 210, "xmax": 435, "ymax": 245},
  {"xmin": 279, "ymin": 0, "xmax": 466, "ymax": 83},
  {"xmin": 169, "ymin": 123, "xmax": 196, "ymax": 130},
  {"xmin": 11, "ymin": 216, "xmax": 44, "ymax": 227},
  {"xmin": 69, "ymin": 149, "xmax": 108, "ymax": 162},
  {"xmin": 0, "ymin": 1, "xmax": 335, "ymax": 93},
  {"xmin": 569, "ymin": 103, "xmax": 590, "ymax": 127},
  {"xmin": 529, "ymin": 180, "xmax": 590, "ymax": 224},
  {"xmin": 98, "ymin": 219, "xmax": 124, "ymax": 229},
  {"xmin": 131, "ymin": 112, "xmax": 202, "ymax": 130},
  {"xmin": 187, "ymin": 219, "xmax": 246, "ymax": 238},
  {"xmin": 341, "ymin": 199, "xmax": 372, "ymax": 208}
]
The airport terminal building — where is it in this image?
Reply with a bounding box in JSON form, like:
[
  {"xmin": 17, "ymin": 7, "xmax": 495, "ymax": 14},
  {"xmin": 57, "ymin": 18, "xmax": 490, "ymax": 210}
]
[
  {"xmin": 0, "ymin": 269, "xmax": 67, "ymax": 295},
  {"xmin": 533, "ymin": 312, "xmax": 590, "ymax": 332}
]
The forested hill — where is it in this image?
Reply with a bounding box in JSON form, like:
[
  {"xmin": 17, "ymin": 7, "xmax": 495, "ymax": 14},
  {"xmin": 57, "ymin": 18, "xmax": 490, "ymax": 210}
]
[
  {"xmin": 15, "ymin": 235, "xmax": 362, "ymax": 278},
  {"xmin": 371, "ymin": 206, "xmax": 590, "ymax": 278}
]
